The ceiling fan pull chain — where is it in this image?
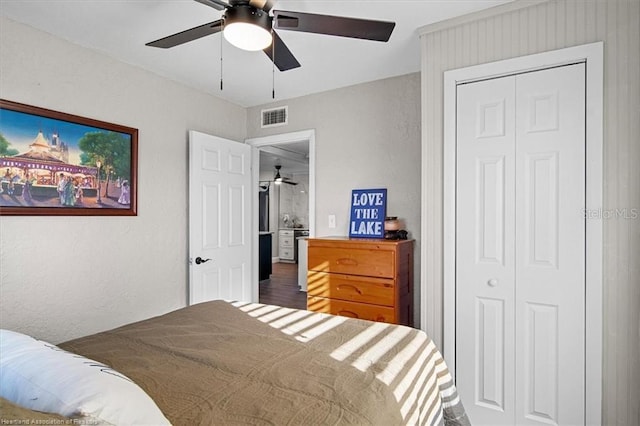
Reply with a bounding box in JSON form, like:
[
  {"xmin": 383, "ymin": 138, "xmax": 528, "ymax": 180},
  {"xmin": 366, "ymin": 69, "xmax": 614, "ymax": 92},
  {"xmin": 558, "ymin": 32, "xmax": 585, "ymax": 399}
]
[
  {"xmin": 220, "ymin": 21, "xmax": 224, "ymax": 91},
  {"xmin": 271, "ymin": 30, "xmax": 275, "ymax": 99}
]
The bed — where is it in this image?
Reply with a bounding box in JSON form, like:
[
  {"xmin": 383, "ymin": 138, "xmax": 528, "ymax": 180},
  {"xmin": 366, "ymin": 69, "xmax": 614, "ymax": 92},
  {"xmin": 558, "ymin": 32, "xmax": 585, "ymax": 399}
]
[{"xmin": 1, "ymin": 300, "xmax": 468, "ymax": 425}]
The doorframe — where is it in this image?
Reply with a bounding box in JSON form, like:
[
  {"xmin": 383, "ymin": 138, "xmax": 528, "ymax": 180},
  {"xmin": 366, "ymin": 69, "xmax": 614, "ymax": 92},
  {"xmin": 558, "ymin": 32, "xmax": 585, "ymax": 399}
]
[
  {"xmin": 440, "ymin": 42, "xmax": 603, "ymax": 424},
  {"xmin": 245, "ymin": 129, "xmax": 316, "ymax": 301}
]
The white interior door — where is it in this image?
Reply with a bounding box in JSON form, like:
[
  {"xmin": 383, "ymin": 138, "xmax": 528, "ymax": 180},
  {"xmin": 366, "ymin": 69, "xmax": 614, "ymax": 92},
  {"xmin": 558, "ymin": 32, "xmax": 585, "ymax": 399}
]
[
  {"xmin": 456, "ymin": 75, "xmax": 517, "ymax": 425},
  {"xmin": 456, "ymin": 63, "xmax": 586, "ymax": 425},
  {"xmin": 189, "ymin": 130, "xmax": 253, "ymax": 305},
  {"xmin": 514, "ymin": 65, "xmax": 585, "ymax": 425}
]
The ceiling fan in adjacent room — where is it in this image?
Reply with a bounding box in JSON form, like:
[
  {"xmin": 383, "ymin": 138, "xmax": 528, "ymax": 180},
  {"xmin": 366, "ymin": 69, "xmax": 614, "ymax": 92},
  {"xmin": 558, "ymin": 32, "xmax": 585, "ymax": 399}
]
[
  {"xmin": 146, "ymin": 0, "xmax": 396, "ymax": 72},
  {"xmin": 273, "ymin": 165, "xmax": 297, "ymax": 185}
]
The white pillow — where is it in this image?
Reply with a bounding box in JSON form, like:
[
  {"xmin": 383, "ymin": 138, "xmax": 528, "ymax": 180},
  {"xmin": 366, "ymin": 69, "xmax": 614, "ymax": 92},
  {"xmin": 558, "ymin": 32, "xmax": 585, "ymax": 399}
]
[{"xmin": 0, "ymin": 329, "xmax": 170, "ymax": 425}]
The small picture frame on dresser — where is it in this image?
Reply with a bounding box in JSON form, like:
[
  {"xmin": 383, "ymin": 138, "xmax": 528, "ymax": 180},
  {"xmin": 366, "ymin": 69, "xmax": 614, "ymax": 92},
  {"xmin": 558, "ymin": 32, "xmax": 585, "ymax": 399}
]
[{"xmin": 349, "ymin": 188, "xmax": 387, "ymax": 238}]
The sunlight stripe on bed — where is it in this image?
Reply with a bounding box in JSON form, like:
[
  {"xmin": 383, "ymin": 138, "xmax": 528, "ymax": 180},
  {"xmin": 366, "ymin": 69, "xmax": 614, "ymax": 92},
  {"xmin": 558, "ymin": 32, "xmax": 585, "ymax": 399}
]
[
  {"xmin": 376, "ymin": 332, "xmax": 427, "ymax": 386},
  {"xmin": 234, "ymin": 302, "xmax": 349, "ymax": 343},
  {"xmin": 329, "ymin": 322, "xmax": 390, "ymax": 362},
  {"xmin": 351, "ymin": 326, "xmax": 413, "ymax": 372}
]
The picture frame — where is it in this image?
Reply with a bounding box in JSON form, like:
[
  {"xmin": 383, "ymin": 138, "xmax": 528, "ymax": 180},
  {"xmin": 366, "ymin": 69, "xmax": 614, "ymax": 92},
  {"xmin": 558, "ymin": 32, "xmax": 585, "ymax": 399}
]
[
  {"xmin": 349, "ymin": 188, "xmax": 387, "ymax": 238},
  {"xmin": 0, "ymin": 99, "xmax": 138, "ymax": 216}
]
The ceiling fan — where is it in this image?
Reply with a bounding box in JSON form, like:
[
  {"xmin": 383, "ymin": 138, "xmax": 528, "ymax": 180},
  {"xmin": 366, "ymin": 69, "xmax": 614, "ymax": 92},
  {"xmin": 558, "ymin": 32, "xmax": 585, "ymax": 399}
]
[
  {"xmin": 146, "ymin": 0, "xmax": 396, "ymax": 72},
  {"xmin": 273, "ymin": 165, "xmax": 297, "ymax": 185}
]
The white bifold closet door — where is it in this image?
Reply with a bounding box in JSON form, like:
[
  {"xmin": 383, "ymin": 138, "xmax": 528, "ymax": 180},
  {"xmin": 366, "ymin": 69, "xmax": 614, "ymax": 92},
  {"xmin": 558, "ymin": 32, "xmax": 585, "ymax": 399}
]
[{"xmin": 455, "ymin": 63, "xmax": 586, "ymax": 426}]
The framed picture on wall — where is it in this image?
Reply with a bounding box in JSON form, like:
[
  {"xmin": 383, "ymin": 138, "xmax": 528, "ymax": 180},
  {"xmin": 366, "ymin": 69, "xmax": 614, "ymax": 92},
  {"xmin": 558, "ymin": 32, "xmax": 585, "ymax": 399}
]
[{"xmin": 0, "ymin": 99, "xmax": 138, "ymax": 216}]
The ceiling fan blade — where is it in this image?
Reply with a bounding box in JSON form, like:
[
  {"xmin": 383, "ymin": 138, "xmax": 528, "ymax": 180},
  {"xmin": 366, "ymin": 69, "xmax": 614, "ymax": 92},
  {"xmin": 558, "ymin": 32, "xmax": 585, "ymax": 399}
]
[
  {"xmin": 146, "ymin": 20, "xmax": 223, "ymax": 48},
  {"xmin": 263, "ymin": 31, "xmax": 301, "ymax": 71},
  {"xmin": 273, "ymin": 10, "xmax": 395, "ymax": 42},
  {"xmin": 194, "ymin": 0, "xmax": 228, "ymax": 11},
  {"xmin": 249, "ymin": 0, "xmax": 274, "ymax": 12}
]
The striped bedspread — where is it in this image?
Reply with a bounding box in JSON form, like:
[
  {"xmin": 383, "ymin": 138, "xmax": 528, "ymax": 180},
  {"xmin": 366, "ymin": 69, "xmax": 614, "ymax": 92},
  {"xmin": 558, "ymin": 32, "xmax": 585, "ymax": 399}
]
[{"xmin": 61, "ymin": 300, "xmax": 469, "ymax": 425}]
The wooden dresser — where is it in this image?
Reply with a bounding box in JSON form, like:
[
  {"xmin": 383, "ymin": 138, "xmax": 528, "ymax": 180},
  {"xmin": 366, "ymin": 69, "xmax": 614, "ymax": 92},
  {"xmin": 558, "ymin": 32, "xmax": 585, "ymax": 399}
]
[{"xmin": 306, "ymin": 237, "xmax": 414, "ymax": 326}]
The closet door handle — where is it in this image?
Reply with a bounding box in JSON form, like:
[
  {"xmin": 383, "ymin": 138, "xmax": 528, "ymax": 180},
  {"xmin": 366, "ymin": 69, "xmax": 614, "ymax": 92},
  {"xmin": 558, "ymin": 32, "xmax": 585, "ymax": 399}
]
[{"xmin": 488, "ymin": 278, "xmax": 498, "ymax": 287}]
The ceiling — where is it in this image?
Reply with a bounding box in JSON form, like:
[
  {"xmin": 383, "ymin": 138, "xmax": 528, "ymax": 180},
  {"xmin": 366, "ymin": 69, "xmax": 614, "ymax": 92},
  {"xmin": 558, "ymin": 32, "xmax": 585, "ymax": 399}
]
[
  {"xmin": 1, "ymin": 0, "xmax": 511, "ymax": 108},
  {"xmin": 259, "ymin": 140, "xmax": 309, "ymax": 178},
  {"xmin": 2, "ymin": 0, "xmax": 511, "ymax": 177}
]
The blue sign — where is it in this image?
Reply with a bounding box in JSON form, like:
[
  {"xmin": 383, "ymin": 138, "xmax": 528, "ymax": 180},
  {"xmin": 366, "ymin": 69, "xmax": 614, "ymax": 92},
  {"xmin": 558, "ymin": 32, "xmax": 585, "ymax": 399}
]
[{"xmin": 349, "ymin": 188, "xmax": 387, "ymax": 238}]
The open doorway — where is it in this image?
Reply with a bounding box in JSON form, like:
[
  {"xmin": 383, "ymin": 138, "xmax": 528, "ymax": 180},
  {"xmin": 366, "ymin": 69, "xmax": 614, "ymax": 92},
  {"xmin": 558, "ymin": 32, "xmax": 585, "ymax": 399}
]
[{"xmin": 246, "ymin": 130, "xmax": 316, "ymax": 310}]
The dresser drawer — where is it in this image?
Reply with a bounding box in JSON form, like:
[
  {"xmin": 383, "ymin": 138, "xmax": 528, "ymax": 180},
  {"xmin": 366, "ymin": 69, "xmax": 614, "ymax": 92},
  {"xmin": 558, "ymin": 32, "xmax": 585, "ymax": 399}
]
[
  {"xmin": 308, "ymin": 246, "xmax": 395, "ymax": 278},
  {"xmin": 307, "ymin": 296, "xmax": 396, "ymax": 324},
  {"xmin": 307, "ymin": 271, "xmax": 394, "ymax": 307}
]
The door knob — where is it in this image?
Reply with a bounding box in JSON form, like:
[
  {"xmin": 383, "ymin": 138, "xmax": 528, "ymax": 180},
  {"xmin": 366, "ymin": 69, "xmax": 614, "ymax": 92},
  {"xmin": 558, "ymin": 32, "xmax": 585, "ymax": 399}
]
[
  {"xmin": 195, "ymin": 257, "xmax": 211, "ymax": 265},
  {"xmin": 488, "ymin": 278, "xmax": 498, "ymax": 287}
]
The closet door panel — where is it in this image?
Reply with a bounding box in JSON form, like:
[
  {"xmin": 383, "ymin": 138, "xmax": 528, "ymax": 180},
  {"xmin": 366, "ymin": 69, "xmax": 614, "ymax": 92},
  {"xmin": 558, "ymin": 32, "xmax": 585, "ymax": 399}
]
[
  {"xmin": 456, "ymin": 76, "xmax": 516, "ymax": 426},
  {"xmin": 514, "ymin": 63, "xmax": 586, "ymax": 426}
]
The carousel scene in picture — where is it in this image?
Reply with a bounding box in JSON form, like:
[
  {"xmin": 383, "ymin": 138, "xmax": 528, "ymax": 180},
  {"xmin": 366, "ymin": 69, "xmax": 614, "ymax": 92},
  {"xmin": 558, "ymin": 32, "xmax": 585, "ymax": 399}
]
[{"xmin": 0, "ymin": 106, "xmax": 133, "ymax": 211}]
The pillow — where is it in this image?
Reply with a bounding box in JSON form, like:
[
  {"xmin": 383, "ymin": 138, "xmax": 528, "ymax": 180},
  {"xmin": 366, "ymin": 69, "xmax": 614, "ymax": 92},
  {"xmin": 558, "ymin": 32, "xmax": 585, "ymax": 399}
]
[{"xmin": 0, "ymin": 329, "xmax": 170, "ymax": 425}]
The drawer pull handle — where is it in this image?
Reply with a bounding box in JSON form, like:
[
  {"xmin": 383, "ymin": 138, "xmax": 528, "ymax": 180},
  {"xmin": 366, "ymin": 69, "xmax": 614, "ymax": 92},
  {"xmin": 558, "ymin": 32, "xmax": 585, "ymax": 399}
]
[
  {"xmin": 337, "ymin": 284, "xmax": 362, "ymax": 295},
  {"xmin": 336, "ymin": 258, "xmax": 358, "ymax": 266},
  {"xmin": 337, "ymin": 310, "xmax": 359, "ymax": 318}
]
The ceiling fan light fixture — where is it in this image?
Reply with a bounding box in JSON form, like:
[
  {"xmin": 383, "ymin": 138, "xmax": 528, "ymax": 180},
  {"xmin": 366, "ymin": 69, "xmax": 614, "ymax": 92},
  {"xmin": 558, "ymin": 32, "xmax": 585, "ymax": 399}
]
[
  {"xmin": 274, "ymin": 165, "xmax": 282, "ymax": 184},
  {"xmin": 223, "ymin": 6, "xmax": 272, "ymax": 51}
]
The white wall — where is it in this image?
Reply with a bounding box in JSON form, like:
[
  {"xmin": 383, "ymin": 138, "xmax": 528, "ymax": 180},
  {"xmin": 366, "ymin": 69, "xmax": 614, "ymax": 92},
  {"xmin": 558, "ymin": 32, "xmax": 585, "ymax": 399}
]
[
  {"xmin": 0, "ymin": 17, "xmax": 247, "ymax": 343},
  {"xmin": 419, "ymin": 0, "xmax": 640, "ymax": 423},
  {"xmin": 247, "ymin": 74, "xmax": 422, "ymax": 325}
]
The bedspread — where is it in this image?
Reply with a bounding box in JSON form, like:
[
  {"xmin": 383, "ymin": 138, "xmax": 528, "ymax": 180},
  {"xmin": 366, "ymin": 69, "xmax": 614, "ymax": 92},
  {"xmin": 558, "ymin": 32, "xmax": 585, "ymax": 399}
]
[{"xmin": 60, "ymin": 300, "xmax": 468, "ymax": 426}]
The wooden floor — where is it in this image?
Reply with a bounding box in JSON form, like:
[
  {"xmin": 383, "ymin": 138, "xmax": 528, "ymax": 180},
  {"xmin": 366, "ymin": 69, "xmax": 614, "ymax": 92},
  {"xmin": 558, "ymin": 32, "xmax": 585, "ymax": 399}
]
[{"xmin": 259, "ymin": 262, "xmax": 307, "ymax": 310}]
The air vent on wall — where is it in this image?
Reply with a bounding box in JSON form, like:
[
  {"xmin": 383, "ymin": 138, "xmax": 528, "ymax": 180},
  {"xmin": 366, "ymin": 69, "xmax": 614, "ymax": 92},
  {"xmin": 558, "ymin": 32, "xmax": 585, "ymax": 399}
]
[{"xmin": 261, "ymin": 106, "xmax": 288, "ymax": 128}]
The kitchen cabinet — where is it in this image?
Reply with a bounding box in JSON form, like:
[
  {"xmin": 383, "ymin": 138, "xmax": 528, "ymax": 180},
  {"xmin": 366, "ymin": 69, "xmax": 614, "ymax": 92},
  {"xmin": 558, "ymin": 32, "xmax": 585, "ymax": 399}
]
[
  {"xmin": 279, "ymin": 229, "xmax": 295, "ymax": 263},
  {"xmin": 259, "ymin": 233, "xmax": 272, "ymax": 281}
]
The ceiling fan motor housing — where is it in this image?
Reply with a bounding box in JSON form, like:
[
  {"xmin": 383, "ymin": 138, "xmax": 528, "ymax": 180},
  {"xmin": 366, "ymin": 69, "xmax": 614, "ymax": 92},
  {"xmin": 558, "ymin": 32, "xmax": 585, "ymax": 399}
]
[
  {"xmin": 223, "ymin": 4, "xmax": 273, "ymax": 51},
  {"xmin": 224, "ymin": 5, "xmax": 272, "ymax": 31}
]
